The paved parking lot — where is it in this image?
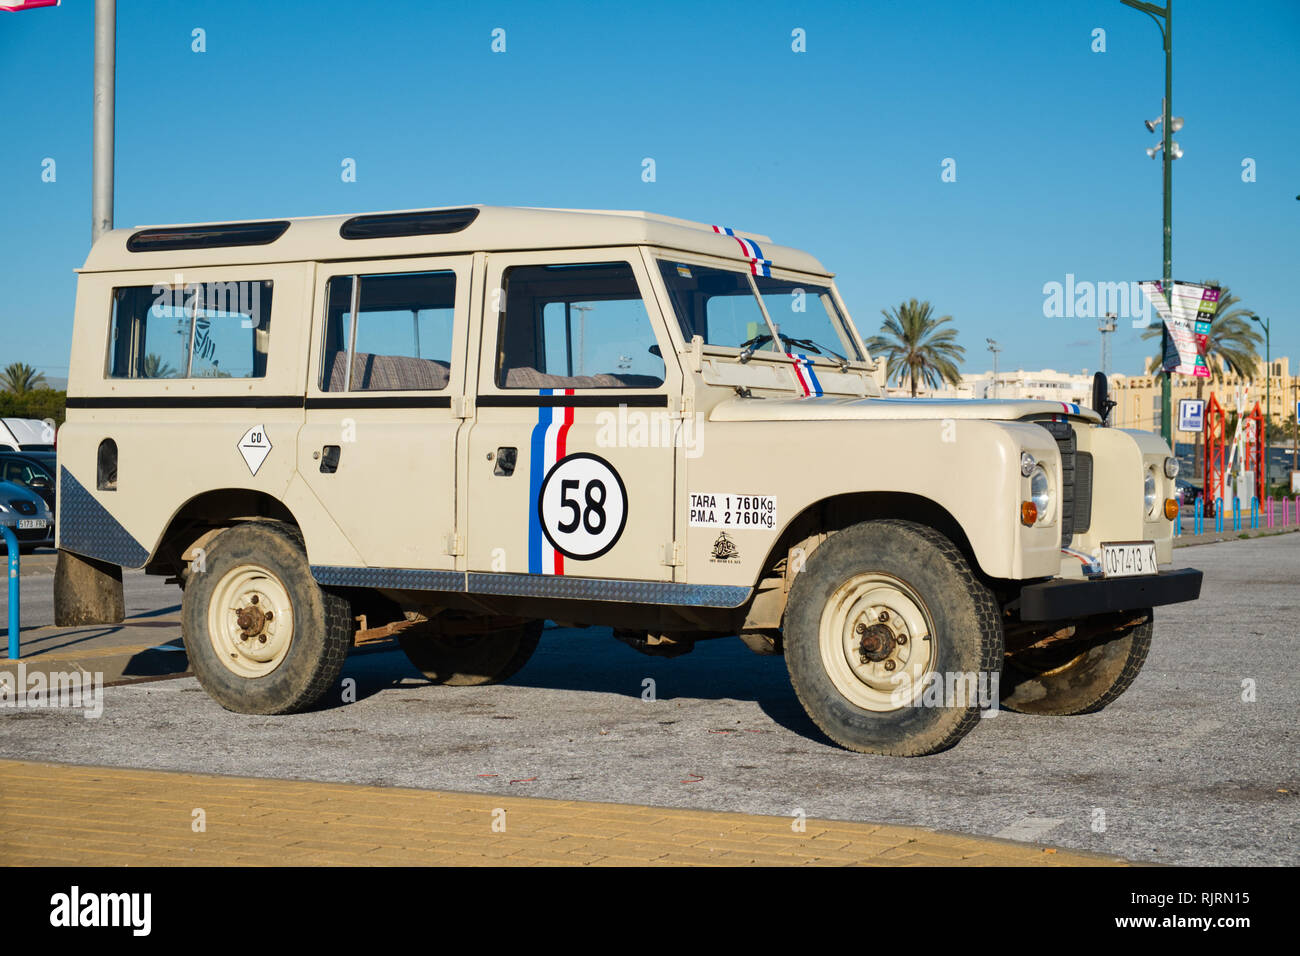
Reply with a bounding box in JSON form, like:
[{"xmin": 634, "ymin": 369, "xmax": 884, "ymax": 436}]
[{"xmin": 2, "ymin": 536, "xmax": 1296, "ymax": 866}]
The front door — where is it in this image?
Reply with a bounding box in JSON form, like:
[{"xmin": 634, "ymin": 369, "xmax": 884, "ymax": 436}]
[{"xmin": 467, "ymin": 249, "xmax": 680, "ymax": 585}]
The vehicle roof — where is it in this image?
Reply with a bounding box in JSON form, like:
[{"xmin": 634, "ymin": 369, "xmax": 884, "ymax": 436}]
[{"xmin": 79, "ymin": 205, "xmax": 832, "ymax": 276}]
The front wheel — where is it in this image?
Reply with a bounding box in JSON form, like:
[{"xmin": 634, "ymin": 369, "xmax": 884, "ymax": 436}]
[
  {"xmin": 784, "ymin": 520, "xmax": 1004, "ymax": 756},
  {"xmin": 181, "ymin": 522, "xmax": 353, "ymax": 714},
  {"xmin": 1000, "ymin": 611, "xmax": 1153, "ymax": 716}
]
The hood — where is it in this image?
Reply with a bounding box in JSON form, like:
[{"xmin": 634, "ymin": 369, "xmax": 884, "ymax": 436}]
[{"xmin": 709, "ymin": 395, "xmax": 1102, "ymax": 425}]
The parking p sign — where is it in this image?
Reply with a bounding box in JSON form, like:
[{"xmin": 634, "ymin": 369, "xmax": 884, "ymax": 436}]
[{"xmin": 1178, "ymin": 399, "xmax": 1205, "ymax": 433}]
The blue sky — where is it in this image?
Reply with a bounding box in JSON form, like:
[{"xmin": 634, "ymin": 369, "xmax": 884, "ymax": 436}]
[{"xmin": 2, "ymin": 0, "xmax": 1297, "ymax": 384}]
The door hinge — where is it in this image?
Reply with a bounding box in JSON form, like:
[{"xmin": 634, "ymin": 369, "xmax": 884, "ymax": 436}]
[
  {"xmin": 452, "ymin": 396, "xmax": 474, "ymax": 419},
  {"xmin": 660, "ymin": 541, "xmax": 683, "ymax": 566},
  {"xmin": 672, "ymin": 393, "xmax": 695, "ymax": 419},
  {"xmin": 443, "ymin": 532, "xmax": 464, "ymax": 556}
]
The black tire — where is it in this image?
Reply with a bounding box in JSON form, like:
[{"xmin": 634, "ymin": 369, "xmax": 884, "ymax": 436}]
[
  {"xmin": 399, "ymin": 618, "xmax": 542, "ymax": 686},
  {"xmin": 1000, "ymin": 612, "xmax": 1152, "ymax": 716},
  {"xmin": 181, "ymin": 521, "xmax": 352, "ymax": 715},
  {"xmin": 784, "ymin": 520, "xmax": 1004, "ymax": 756}
]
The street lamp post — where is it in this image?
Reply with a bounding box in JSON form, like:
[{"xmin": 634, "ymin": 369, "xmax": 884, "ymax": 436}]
[
  {"xmin": 986, "ymin": 338, "xmax": 1001, "ymax": 399},
  {"xmin": 1122, "ymin": 0, "xmax": 1177, "ymax": 447}
]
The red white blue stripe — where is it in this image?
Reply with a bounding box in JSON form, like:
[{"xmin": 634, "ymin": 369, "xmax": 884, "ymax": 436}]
[
  {"xmin": 528, "ymin": 389, "xmax": 574, "ymax": 575},
  {"xmin": 712, "ymin": 224, "xmax": 772, "ymax": 277},
  {"xmin": 788, "ymin": 353, "xmax": 823, "ymax": 397}
]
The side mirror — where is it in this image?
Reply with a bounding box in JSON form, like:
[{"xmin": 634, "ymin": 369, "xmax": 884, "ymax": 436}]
[
  {"xmin": 29, "ymin": 476, "xmax": 50, "ymax": 489},
  {"xmin": 1091, "ymin": 372, "xmax": 1116, "ymax": 426}
]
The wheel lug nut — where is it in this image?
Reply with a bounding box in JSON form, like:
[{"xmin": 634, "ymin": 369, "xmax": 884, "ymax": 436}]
[
  {"xmin": 258, "ymin": 635, "xmax": 267, "ymax": 643},
  {"xmin": 265, "ymin": 612, "xmax": 274, "ymax": 621},
  {"xmin": 883, "ymin": 660, "xmax": 896, "ymax": 671},
  {"xmin": 897, "ymin": 635, "xmax": 908, "ymax": 645},
  {"xmin": 854, "ymin": 623, "xmax": 866, "ymax": 634},
  {"xmin": 878, "ymin": 610, "xmax": 889, "ymax": 622}
]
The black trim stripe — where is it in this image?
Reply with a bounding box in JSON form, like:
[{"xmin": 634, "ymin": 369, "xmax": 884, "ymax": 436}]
[
  {"xmin": 67, "ymin": 394, "xmax": 454, "ymax": 410},
  {"xmin": 477, "ymin": 394, "xmax": 669, "ymax": 408},
  {"xmin": 306, "ymin": 395, "xmax": 451, "ymax": 409},
  {"xmin": 67, "ymin": 395, "xmax": 304, "ymax": 409}
]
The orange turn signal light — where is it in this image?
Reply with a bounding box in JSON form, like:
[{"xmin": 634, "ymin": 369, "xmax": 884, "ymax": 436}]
[
  {"xmin": 1020, "ymin": 501, "xmax": 1038, "ymax": 526},
  {"xmin": 1164, "ymin": 498, "xmax": 1179, "ymax": 520}
]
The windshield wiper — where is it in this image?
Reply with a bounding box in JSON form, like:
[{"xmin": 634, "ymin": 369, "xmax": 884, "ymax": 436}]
[
  {"xmin": 783, "ymin": 336, "xmax": 850, "ymax": 371},
  {"xmin": 736, "ymin": 333, "xmax": 772, "ymax": 363}
]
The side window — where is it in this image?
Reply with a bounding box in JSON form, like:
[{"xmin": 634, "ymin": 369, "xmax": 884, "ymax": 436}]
[
  {"xmin": 321, "ymin": 270, "xmax": 455, "ymax": 392},
  {"xmin": 497, "ymin": 262, "xmax": 665, "ymax": 389},
  {"xmin": 107, "ymin": 281, "xmax": 272, "ymax": 379}
]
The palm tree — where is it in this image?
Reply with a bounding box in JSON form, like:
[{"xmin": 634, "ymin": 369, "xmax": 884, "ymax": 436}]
[
  {"xmin": 1, "ymin": 362, "xmax": 46, "ymax": 395},
  {"xmin": 1141, "ymin": 281, "xmax": 1261, "ymax": 472},
  {"xmin": 141, "ymin": 353, "xmax": 178, "ymax": 379},
  {"xmin": 866, "ymin": 299, "xmax": 965, "ymax": 397}
]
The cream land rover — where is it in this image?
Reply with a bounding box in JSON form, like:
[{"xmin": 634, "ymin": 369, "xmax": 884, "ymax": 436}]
[{"xmin": 57, "ymin": 205, "xmax": 1202, "ymax": 755}]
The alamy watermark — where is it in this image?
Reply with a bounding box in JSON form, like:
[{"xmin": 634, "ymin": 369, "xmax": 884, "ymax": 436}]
[
  {"xmin": 595, "ymin": 405, "xmax": 705, "ymax": 458},
  {"xmin": 1042, "ymin": 274, "xmax": 1156, "ymax": 328},
  {"xmin": 890, "ymin": 670, "xmax": 1000, "ymax": 717},
  {"xmin": 0, "ymin": 665, "xmax": 103, "ymax": 718}
]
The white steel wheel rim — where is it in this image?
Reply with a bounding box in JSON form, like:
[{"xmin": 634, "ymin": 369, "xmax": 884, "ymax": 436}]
[
  {"xmin": 207, "ymin": 565, "xmax": 295, "ymax": 679},
  {"xmin": 819, "ymin": 572, "xmax": 936, "ymax": 712}
]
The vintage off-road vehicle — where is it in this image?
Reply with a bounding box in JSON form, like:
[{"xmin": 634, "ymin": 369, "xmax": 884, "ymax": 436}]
[{"xmin": 57, "ymin": 205, "xmax": 1201, "ymax": 755}]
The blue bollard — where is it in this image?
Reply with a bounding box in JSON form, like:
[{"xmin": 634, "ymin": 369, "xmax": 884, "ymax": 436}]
[
  {"xmin": 2, "ymin": 525, "xmax": 18, "ymax": 660},
  {"xmin": 1194, "ymin": 497, "xmax": 1204, "ymax": 535},
  {"xmin": 1250, "ymin": 497, "xmax": 1259, "ymax": 530},
  {"xmin": 1215, "ymin": 498, "xmax": 1224, "ymax": 533},
  {"xmin": 1174, "ymin": 505, "xmax": 1182, "ymax": 537},
  {"xmin": 1233, "ymin": 498, "xmax": 1241, "ymax": 532}
]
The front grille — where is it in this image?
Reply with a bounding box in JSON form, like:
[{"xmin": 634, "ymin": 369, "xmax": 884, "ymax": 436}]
[
  {"xmin": 1037, "ymin": 421, "xmax": 1076, "ymax": 546},
  {"xmin": 14, "ymin": 527, "xmax": 48, "ymax": 542},
  {"xmin": 1074, "ymin": 452, "xmax": 1094, "ymax": 533},
  {"xmin": 8, "ymin": 500, "xmax": 37, "ymax": 516}
]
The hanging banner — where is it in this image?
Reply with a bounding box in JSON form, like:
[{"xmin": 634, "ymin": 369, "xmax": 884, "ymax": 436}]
[{"xmin": 1138, "ymin": 280, "xmax": 1217, "ymax": 378}]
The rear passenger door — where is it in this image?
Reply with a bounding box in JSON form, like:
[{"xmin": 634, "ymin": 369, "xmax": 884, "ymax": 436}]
[
  {"xmin": 466, "ymin": 249, "xmax": 680, "ymax": 585},
  {"xmin": 299, "ymin": 256, "xmax": 473, "ymax": 573}
]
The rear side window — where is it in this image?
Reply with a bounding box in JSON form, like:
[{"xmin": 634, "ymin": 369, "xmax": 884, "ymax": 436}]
[
  {"xmin": 107, "ymin": 281, "xmax": 273, "ymax": 379},
  {"xmin": 321, "ymin": 270, "xmax": 456, "ymax": 392}
]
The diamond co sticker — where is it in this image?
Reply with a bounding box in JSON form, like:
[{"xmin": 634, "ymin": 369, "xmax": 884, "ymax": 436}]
[
  {"xmin": 538, "ymin": 453, "xmax": 628, "ymax": 560},
  {"xmin": 237, "ymin": 425, "xmax": 272, "ymax": 476}
]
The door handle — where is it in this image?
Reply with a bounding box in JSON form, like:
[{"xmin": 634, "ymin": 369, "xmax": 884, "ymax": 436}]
[
  {"xmin": 319, "ymin": 445, "xmax": 341, "ymax": 474},
  {"xmin": 493, "ymin": 447, "xmax": 517, "ymax": 477}
]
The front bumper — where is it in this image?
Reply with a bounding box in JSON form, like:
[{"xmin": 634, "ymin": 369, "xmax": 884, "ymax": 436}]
[{"xmin": 1019, "ymin": 567, "xmax": 1202, "ymax": 622}]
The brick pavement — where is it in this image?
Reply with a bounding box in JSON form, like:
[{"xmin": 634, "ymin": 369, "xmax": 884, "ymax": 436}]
[{"xmin": 0, "ymin": 759, "xmax": 1131, "ymax": 867}]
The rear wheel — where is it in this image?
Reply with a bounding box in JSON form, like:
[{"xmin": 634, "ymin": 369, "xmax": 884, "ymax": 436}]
[
  {"xmin": 399, "ymin": 616, "xmax": 542, "ymax": 686},
  {"xmin": 1000, "ymin": 612, "xmax": 1152, "ymax": 716},
  {"xmin": 784, "ymin": 520, "xmax": 1004, "ymax": 756},
  {"xmin": 182, "ymin": 522, "xmax": 352, "ymax": 714}
]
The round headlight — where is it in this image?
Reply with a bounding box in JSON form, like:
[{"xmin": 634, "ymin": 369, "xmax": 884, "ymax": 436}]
[
  {"xmin": 1020, "ymin": 452, "xmax": 1036, "ymax": 478},
  {"xmin": 1144, "ymin": 470, "xmax": 1157, "ymax": 516},
  {"xmin": 1030, "ymin": 465, "xmax": 1051, "ymax": 520},
  {"xmin": 1164, "ymin": 456, "xmax": 1179, "ymax": 479}
]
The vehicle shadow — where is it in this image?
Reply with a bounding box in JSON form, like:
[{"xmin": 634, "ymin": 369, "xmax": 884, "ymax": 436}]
[{"xmin": 331, "ymin": 624, "xmax": 827, "ymax": 741}]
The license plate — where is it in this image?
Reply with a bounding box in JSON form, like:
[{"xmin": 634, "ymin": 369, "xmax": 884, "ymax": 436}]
[
  {"xmin": 1101, "ymin": 541, "xmax": 1157, "ymax": 578},
  {"xmin": 16, "ymin": 519, "xmax": 47, "ymax": 530}
]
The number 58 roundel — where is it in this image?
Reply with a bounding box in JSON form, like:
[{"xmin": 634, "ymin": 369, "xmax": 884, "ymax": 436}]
[{"xmin": 537, "ymin": 453, "xmax": 629, "ymax": 560}]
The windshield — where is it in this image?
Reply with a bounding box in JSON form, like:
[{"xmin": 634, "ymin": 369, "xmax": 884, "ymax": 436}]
[{"xmin": 657, "ymin": 260, "xmax": 861, "ymax": 361}]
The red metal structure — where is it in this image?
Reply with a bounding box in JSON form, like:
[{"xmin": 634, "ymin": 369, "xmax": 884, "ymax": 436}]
[
  {"xmin": 1205, "ymin": 394, "xmax": 1226, "ymax": 507},
  {"xmin": 1244, "ymin": 401, "xmax": 1266, "ymax": 504}
]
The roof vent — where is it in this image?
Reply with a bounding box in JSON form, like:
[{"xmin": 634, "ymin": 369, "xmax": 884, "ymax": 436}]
[
  {"xmin": 339, "ymin": 208, "xmax": 479, "ymax": 240},
  {"xmin": 126, "ymin": 220, "xmax": 290, "ymax": 252}
]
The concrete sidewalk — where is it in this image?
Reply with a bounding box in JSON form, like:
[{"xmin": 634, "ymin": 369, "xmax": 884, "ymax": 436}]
[
  {"xmin": 0, "ymin": 759, "xmax": 1131, "ymax": 867},
  {"xmin": 2, "ymin": 613, "xmax": 190, "ymax": 686}
]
